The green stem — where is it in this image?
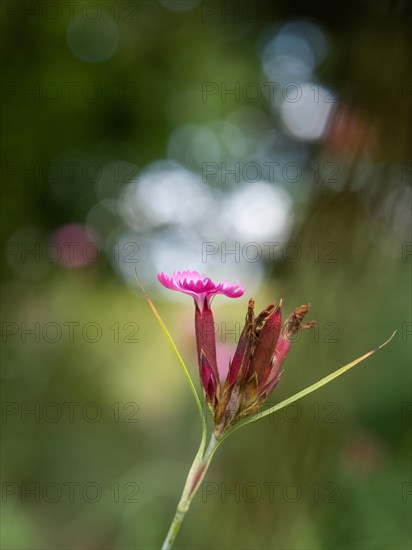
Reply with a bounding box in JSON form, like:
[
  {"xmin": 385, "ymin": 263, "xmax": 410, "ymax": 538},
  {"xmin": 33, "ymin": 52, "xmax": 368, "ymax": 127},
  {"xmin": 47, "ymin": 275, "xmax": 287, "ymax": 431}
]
[{"xmin": 161, "ymin": 433, "xmax": 219, "ymax": 550}]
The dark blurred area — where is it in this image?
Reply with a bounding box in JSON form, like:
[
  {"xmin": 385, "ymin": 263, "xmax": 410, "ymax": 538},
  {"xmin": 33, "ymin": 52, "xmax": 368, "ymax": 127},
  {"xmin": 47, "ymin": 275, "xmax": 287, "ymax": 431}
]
[{"xmin": 1, "ymin": 1, "xmax": 411, "ymax": 549}]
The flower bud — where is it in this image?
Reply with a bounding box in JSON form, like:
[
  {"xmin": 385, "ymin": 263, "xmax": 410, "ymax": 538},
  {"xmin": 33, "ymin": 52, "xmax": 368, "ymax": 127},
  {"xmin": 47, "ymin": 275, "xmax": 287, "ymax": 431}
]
[{"xmin": 215, "ymin": 301, "xmax": 315, "ymax": 436}]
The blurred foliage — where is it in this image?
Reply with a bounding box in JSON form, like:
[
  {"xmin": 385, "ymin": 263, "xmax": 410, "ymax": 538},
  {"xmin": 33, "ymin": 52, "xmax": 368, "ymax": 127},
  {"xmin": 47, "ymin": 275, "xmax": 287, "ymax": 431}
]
[{"xmin": 1, "ymin": 1, "xmax": 411, "ymax": 549}]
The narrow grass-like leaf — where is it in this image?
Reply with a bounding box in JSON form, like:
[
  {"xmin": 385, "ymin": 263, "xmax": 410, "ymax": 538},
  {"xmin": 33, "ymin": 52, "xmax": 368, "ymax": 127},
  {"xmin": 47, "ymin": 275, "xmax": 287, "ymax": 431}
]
[
  {"xmin": 217, "ymin": 331, "xmax": 396, "ymax": 447},
  {"xmin": 135, "ymin": 271, "xmax": 207, "ymax": 447}
]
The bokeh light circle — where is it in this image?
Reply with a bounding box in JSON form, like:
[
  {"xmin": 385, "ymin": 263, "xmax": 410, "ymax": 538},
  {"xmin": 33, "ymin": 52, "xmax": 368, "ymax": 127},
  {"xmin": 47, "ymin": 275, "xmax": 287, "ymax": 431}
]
[{"xmin": 67, "ymin": 13, "xmax": 119, "ymax": 63}]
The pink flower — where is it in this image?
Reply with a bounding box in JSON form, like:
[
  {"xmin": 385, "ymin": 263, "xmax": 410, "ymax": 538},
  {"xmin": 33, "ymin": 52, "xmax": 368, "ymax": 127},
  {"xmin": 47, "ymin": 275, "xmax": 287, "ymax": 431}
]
[
  {"xmin": 157, "ymin": 270, "xmax": 245, "ymax": 312},
  {"xmin": 158, "ymin": 270, "xmax": 245, "ymax": 410},
  {"xmin": 157, "ymin": 270, "xmax": 315, "ymax": 435}
]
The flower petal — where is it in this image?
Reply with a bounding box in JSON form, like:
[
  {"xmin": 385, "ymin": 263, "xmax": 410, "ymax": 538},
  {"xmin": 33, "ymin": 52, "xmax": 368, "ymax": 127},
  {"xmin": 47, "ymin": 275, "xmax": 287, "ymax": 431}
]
[{"xmin": 157, "ymin": 270, "xmax": 245, "ymax": 311}]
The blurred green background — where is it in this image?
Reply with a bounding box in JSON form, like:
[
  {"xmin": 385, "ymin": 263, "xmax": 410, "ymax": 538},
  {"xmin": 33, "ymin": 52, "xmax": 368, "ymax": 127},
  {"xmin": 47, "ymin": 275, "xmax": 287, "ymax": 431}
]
[{"xmin": 1, "ymin": 1, "xmax": 411, "ymax": 549}]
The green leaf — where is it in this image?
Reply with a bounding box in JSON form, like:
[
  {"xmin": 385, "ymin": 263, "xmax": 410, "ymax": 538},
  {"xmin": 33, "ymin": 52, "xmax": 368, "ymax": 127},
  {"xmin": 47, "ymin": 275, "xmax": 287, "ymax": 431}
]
[
  {"xmin": 135, "ymin": 271, "xmax": 207, "ymax": 450},
  {"xmin": 218, "ymin": 331, "xmax": 397, "ymax": 445}
]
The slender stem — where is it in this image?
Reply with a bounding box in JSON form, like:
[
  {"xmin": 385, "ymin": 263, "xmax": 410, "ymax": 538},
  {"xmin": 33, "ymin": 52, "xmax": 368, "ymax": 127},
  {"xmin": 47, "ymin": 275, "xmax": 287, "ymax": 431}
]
[{"xmin": 162, "ymin": 433, "xmax": 219, "ymax": 550}]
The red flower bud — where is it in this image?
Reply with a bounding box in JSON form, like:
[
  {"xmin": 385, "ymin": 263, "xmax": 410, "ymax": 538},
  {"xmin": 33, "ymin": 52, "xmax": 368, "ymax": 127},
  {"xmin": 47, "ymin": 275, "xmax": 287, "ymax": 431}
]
[
  {"xmin": 215, "ymin": 300, "xmax": 315, "ymax": 436},
  {"xmin": 195, "ymin": 302, "xmax": 220, "ymax": 406}
]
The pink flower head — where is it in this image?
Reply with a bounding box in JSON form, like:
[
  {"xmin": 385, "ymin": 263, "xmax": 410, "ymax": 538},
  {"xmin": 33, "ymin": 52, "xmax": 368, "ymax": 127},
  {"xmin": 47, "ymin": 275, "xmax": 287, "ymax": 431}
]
[
  {"xmin": 157, "ymin": 270, "xmax": 245, "ymax": 311},
  {"xmin": 158, "ymin": 270, "xmax": 245, "ymax": 411}
]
